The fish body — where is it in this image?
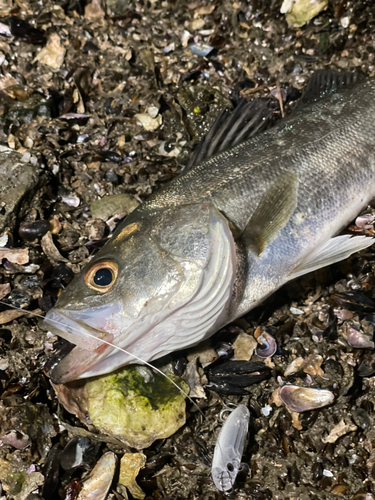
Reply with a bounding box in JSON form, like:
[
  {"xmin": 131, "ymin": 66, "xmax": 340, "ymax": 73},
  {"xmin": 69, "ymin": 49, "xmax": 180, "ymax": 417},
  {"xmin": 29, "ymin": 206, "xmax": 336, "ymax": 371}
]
[{"xmin": 46, "ymin": 73, "xmax": 375, "ymax": 383}]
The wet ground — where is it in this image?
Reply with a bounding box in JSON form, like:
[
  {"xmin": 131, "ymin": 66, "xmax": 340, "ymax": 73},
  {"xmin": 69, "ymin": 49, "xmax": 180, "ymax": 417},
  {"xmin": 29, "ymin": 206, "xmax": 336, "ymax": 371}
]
[{"xmin": 0, "ymin": 0, "xmax": 375, "ymax": 498}]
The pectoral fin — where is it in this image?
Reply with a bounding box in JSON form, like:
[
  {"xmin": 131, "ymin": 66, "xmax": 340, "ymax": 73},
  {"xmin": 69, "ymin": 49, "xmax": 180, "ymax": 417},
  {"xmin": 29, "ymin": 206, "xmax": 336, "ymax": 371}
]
[
  {"xmin": 289, "ymin": 234, "xmax": 374, "ymax": 281},
  {"xmin": 242, "ymin": 171, "xmax": 298, "ymax": 255}
]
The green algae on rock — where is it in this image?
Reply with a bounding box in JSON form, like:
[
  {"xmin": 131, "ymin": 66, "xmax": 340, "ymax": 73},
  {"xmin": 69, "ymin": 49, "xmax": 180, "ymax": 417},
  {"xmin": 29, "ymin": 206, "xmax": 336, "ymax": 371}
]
[
  {"xmin": 3, "ymin": 469, "xmax": 44, "ymax": 500},
  {"xmin": 85, "ymin": 366, "xmax": 188, "ymax": 449},
  {"xmin": 52, "ymin": 365, "xmax": 188, "ymax": 450}
]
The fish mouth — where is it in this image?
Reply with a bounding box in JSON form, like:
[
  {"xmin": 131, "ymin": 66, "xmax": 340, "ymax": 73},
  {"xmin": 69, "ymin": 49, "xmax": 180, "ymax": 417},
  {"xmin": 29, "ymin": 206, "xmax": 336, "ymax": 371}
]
[
  {"xmin": 49, "ymin": 344, "xmax": 112, "ymax": 384},
  {"xmin": 43, "ymin": 306, "xmax": 122, "ymax": 384},
  {"xmin": 44, "ymin": 309, "xmax": 114, "ymax": 352},
  {"xmin": 45, "ymin": 207, "xmax": 236, "ymax": 384}
]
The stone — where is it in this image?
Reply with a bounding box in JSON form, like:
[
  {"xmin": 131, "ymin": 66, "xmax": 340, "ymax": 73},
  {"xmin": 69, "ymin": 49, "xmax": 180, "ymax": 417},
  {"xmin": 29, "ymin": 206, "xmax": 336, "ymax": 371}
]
[{"xmin": 0, "ymin": 146, "xmax": 41, "ymax": 232}]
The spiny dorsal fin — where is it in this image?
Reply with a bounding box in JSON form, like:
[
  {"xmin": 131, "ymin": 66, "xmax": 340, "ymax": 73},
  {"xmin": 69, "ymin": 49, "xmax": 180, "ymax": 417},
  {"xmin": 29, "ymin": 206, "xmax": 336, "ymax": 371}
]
[
  {"xmin": 241, "ymin": 171, "xmax": 299, "ymax": 255},
  {"xmin": 185, "ymin": 98, "xmax": 279, "ymax": 171},
  {"xmin": 298, "ymin": 70, "xmax": 364, "ymax": 108}
]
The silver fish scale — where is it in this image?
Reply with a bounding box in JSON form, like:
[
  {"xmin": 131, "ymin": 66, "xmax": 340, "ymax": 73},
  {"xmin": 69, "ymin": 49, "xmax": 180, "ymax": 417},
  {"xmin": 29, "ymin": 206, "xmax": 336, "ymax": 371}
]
[
  {"xmin": 135, "ymin": 78, "xmax": 375, "ymax": 318},
  {"xmin": 145, "ymin": 79, "xmax": 375, "ymax": 220}
]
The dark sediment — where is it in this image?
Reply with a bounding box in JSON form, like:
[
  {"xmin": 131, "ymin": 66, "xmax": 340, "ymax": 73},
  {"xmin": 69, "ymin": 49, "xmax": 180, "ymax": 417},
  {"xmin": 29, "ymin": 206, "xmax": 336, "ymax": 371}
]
[{"xmin": 0, "ymin": 0, "xmax": 375, "ymax": 498}]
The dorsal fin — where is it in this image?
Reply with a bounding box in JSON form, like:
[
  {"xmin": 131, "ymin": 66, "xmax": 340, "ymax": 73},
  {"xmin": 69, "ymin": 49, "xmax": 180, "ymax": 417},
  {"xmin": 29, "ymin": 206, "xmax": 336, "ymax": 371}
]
[
  {"xmin": 184, "ymin": 98, "xmax": 280, "ymax": 171},
  {"xmin": 184, "ymin": 71, "xmax": 363, "ymax": 172},
  {"xmin": 297, "ymin": 70, "xmax": 364, "ymax": 107}
]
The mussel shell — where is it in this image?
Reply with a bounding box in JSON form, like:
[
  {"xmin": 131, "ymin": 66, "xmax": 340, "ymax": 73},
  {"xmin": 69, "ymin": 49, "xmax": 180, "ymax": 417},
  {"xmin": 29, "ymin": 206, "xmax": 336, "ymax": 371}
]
[
  {"xmin": 207, "ymin": 361, "xmax": 271, "ymax": 395},
  {"xmin": 19, "ymin": 220, "xmax": 50, "ymax": 242},
  {"xmin": 279, "ymin": 386, "xmax": 334, "ymax": 413},
  {"xmin": 77, "ymin": 451, "xmax": 117, "ymax": 500},
  {"xmin": 329, "ymin": 291, "xmax": 374, "ymax": 311}
]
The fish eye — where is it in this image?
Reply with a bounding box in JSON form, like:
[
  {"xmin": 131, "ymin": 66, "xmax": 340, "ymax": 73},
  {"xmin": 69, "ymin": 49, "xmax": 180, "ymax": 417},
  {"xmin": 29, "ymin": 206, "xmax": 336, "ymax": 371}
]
[{"xmin": 84, "ymin": 260, "xmax": 118, "ymax": 293}]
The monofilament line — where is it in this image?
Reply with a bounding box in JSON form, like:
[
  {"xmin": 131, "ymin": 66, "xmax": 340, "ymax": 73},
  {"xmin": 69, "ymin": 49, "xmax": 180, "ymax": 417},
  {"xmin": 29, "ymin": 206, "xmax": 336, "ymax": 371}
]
[{"xmin": 0, "ymin": 300, "xmax": 204, "ymax": 416}]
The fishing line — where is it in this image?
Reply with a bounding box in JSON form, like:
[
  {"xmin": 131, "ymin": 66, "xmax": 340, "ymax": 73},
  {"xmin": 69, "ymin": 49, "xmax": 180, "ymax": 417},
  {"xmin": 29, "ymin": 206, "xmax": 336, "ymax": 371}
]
[
  {"xmin": 0, "ymin": 299, "xmax": 204, "ymax": 416},
  {"xmin": 0, "ymin": 301, "xmax": 245, "ymax": 488}
]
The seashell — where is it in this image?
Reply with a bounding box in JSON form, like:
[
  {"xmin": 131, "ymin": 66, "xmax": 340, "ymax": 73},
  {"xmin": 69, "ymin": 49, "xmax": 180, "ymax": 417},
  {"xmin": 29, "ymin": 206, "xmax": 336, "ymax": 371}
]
[
  {"xmin": 216, "ymin": 341, "xmax": 233, "ymax": 357},
  {"xmin": 62, "ymin": 195, "xmax": 80, "ymax": 207},
  {"xmin": 355, "ymin": 213, "xmax": 375, "ymax": 229},
  {"xmin": 60, "ymin": 436, "xmax": 91, "ymax": 471},
  {"xmin": 77, "ymin": 451, "xmax": 117, "ymax": 500},
  {"xmin": 330, "ymin": 484, "xmax": 347, "ymax": 495},
  {"xmin": 19, "ymin": 220, "xmax": 50, "ymax": 242},
  {"xmin": 279, "ymin": 385, "xmax": 334, "ymax": 413},
  {"xmin": 254, "ymin": 329, "xmax": 277, "ymax": 358},
  {"xmin": 212, "ymin": 404, "xmax": 250, "ymax": 492},
  {"xmin": 351, "ymin": 408, "xmax": 372, "ymax": 431},
  {"xmin": 207, "ymin": 361, "xmax": 271, "ymax": 395},
  {"xmin": 346, "ymin": 328, "xmax": 374, "ymax": 349},
  {"xmin": 329, "ymin": 291, "xmax": 374, "ymax": 311},
  {"xmin": 190, "ymin": 42, "xmax": 214, "ymax": 57},
  {"xmin": 351, "ymin": 494, "xmax": 375, "ymax": 500}
]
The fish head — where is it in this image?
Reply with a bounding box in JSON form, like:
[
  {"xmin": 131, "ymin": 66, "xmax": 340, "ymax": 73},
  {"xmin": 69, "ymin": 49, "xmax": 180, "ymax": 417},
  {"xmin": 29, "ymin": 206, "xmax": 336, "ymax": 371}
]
[{"xmin": 45, "ymin": 203, "xmax": 236, "ymax": 383}]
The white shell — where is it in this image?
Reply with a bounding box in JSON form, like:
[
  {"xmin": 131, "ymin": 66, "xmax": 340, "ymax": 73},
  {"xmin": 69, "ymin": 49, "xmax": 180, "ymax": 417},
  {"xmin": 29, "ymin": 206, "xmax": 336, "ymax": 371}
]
[
  {"xmin": 77, "ymin": 451, "xmax": 117, "ymax": 500},
  {"xmin": 279, "ymin": 385, "xmax": 334, "ymax": 412}
]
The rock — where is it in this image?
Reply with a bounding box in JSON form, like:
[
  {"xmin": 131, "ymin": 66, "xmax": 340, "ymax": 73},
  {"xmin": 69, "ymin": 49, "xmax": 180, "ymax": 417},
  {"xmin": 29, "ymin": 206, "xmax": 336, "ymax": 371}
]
[
  {"xmin": 86, "ymin": 366, "xmax": 188, "ymax": 449},
  {"xmin": 0, "ymin": 147, "xmax": 42, "ymax": 232},
  {"xmin": 280, "ymin": 0, "xmax": 328, "ymax": 27},
  {"xmin": 233, "ymin": 332, "xmax": 257, "ymax": 361},
  {"xmin": 90, "ymin": 193, "xmax": 139, "ymax": 221},
  {"xmin": 53, "ymin": 365, "xmax": 188, "ymax": 449},
  {"xmin": 6, "ymin": 471, "xmax": 44, "ymax": 500}
]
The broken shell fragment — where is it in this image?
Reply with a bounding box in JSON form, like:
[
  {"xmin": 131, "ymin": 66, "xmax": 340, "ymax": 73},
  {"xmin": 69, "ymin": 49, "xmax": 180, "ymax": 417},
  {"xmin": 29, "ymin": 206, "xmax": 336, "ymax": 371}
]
[
  {"xmin": 233, "ymin": 332, "xmax": 257, "ymax": 361},
  {"xmin": 279, "ymin": 385, "xmax": 334, "ymax": 413},
  {"xmin": 212, "ymin": 405, "xmax": 250, "ymax": 492},
  {"xmin": 322, "ymin": 418, "xmax": 357, "ymax": 444},
  {"xmin": 77, "ymin": 451, "xmax": 117, "ymax": 500},
  {"xmin": 119, "ymin": 453, "xmax": 147, "ymax": 500},
  {"xmin": 355, "ymin": 214, "xmax": 375, "ymax": 229},
  {"xmin": 346, "ymin": 328, "xmax": 374, "ymax": 349},
  {"xmin": 254, "ymin": 329, "xmax": 277, "ymax": 358}
]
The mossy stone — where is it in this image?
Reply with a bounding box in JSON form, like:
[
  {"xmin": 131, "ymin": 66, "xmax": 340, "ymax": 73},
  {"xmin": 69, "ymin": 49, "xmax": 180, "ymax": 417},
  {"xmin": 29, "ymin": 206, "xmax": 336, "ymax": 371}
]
[{"xmin": 86, "ymin": 365, "xmax": 188, "ymax": 449}]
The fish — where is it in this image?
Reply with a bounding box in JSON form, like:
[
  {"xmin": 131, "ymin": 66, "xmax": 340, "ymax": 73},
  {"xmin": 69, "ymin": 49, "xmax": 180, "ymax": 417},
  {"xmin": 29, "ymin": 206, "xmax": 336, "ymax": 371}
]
[{"xmin": 45, "ymin": 70, "xmax": 375, "ymax": 384}]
